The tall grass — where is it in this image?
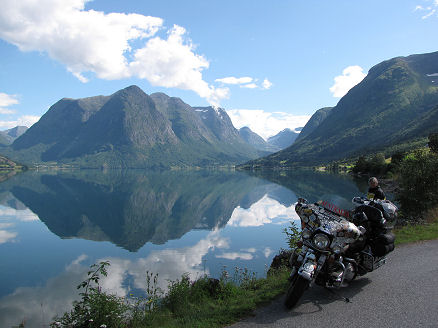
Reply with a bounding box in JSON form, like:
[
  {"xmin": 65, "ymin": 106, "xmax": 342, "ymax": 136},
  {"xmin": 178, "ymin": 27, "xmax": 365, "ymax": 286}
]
[{"xmin": 50, "ymin": 262, "xmax": 290, "ymax": 328}]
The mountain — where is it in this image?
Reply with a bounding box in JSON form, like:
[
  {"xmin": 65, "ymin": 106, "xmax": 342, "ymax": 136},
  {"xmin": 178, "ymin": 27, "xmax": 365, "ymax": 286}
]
[
  {"xmin": 295, "ymin": 107, "xmax": 332, "ymax": 142},
  {"xmin": 3, "ymin": 86, "xmax": 262, "ymax": 168},
  {"xmin": 238, "ymin": 127, "xmax": 280, "ymax": 152},
  {"xmin": 0, "ymin": 170, "xmax": 270, "ymax": 251},
  {"xmin": 243, "ymin": 51, "xmax": 438, "ymax": 168},
  {"xmin": 0, "ymin": 126, "xmax": 28, "ymax": 146},
  {"xmin": 267, "ymin": 128, "xmax": 300, "ymax": 149}
]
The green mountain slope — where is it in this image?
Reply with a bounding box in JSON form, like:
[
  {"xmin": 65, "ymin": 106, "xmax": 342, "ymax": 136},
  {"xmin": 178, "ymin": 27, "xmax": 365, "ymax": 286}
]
[
  {"xmin": 2, "ymin": 86, "xmax": 261, "ymax": 168},
  {"xmin": 239, "ymin": 127, "xmax": 279, "ymax": 152},
  {"xmin": 0, "ymin": 126, "xmax": 28, "ymax": 146},
  {"xmin": 244, "ymin": 51, "xmax": 438, "ymax": 167},
  {"xmin": 295, "ymin": 107, "xmax": 332, "ymax": 142},
  {"xmin": 267, "ymin": 128, "xmax": 300, "ymax": 149}
]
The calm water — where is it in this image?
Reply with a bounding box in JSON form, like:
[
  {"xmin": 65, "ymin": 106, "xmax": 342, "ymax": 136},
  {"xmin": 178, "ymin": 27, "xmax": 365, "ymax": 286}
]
[{"xmin": 0, "ymin": 169, "xmax": 367, "ymax": 327}]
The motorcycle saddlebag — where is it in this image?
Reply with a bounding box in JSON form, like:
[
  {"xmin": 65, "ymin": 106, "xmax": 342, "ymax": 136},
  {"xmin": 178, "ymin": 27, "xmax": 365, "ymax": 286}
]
[
  {"xmin": 372, "ymin": 242, "xmax": 395, "ymax": 256},
  {"xmin": 371, "ymin": 232, "xmax": 395, "ymax": 256},
  {"xmin": 376, "ymin": 232, "xmax": 395, "ymax": 244}
]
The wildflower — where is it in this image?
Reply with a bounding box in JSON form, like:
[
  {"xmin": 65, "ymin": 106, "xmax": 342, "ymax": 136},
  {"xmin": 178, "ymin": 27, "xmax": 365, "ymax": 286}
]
[
  {"xmin": 89, "ymin": 319, "xmax": 94, "ymax": 322},
  {"xmin": 100, "ymin": 325, "xmax": 107, "ymax": 328}
]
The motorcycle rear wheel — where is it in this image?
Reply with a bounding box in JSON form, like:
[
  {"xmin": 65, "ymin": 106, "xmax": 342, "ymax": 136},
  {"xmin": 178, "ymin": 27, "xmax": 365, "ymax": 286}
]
[{"xmin": 284, "ymin": 275, "xmax": 309, "ymax": 309}]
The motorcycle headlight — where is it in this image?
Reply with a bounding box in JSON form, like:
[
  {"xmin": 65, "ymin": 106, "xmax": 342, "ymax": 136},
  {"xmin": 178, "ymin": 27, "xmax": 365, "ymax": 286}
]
[
  {"xmin": 313, "ymin": 233, "xmax": 330, "ymax": 250},
  {"xmin": 302, "ymin": 229, "xmax": 312, "ymax": 239}
]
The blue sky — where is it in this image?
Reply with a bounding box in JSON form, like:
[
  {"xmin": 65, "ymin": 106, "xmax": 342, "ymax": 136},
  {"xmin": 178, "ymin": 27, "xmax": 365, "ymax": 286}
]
[{"xmin": 0, "ymin": 0, "xmax": 437, "ymax": 138}]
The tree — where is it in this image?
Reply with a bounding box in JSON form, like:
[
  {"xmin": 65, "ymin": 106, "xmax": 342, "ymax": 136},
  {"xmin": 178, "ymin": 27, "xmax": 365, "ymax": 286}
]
[
  {"xmin": 428, "ymin": 133, "xmax": 438, "ymax": 153},
  {"xmin": 352, "ymin": 156, "xmax": 368, "ymax": 173}
]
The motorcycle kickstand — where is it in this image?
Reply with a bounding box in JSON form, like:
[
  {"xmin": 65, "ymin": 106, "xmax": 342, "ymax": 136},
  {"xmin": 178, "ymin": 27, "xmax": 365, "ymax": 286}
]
[{"xmin": 323, "ymin": 287, "xmax": 351, "ymax": 303}]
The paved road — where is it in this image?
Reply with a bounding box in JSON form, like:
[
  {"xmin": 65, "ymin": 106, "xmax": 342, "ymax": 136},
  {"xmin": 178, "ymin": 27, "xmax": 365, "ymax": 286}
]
[{"xmin": 229, "ymin": 239, "xmax": 438, "ymax": 328}]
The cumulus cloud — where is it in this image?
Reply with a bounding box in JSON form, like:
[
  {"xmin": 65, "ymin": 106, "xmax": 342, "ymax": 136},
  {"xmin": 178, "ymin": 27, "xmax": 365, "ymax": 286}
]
[
  {"xmin": 0, "ymin": 230, "xmax": 17, "ymax": 244},
  {"xmin": 0, "ymin": 115, "xmax": 41, "ymax": 129},
  {"xmin": 262, "ymin": 78, "xmax": 273, "ymax": 90},
  {"xmin": 329, "ymin": 65, "xmax": 367, "ymax": 98},
  {"xmin": 215, "ymin": 77, "xmax": 253, "ymax": 85},
  {"xmin": 264, "ymin": 247, "xmax": 273, "ymax": 258},
  {"xmin": 227, "ymin": 195, "xmax": 299, "ymax": 227},
  {"xmin": 0, "ymin": 0, "xmax": 228, "ymax": 105},
  {"xmin": 215, "ymin": 76, "xmax": 273, "ymax": 90},
  {"xmin": 227, "ymin": 109, "xmax": 311, "ymax": 139},
  {"xmin": 216, "ymin": 252, "xmax": 254, "ymax": 260},
  {"xmin": 0, "ymin": 231, "xmax": 230, "ymax": 327},
  {"xmin": 0, "ymin": 93, "xmax": 19, "ymax": 114},
  {"xmin": 240, "ymin": 83, "xmax": 258, "ymax": 89}
]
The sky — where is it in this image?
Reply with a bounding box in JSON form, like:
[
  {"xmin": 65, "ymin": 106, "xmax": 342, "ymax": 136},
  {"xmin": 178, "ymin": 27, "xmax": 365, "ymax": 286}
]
[{"xmin": 0, "ymin": 0, "xmax": 437, "ymax": 139}]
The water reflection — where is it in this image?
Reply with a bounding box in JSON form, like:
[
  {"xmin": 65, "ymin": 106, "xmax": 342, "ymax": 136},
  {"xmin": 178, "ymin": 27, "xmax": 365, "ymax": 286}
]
[
  {"xmin": 0, "ymin": 170, "xmax": 270, "ymax": 251},
  {"xmin": 0, "ymin": 169, "xmax": 366, "ymax": 327}
]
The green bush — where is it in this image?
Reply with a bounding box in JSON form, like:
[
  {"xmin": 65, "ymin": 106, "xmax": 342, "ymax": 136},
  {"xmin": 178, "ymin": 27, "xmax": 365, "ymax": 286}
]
[
  {"xmin": 429, "ymin": 133, "xmax": 438, "ymax": 154},
  {"xmin": 398, "ymin": 148, "xmax": 438, "ymax": 218},
  {"xmin": 351, "ymin": 153, "xmax": 388, "ymax": 175}
]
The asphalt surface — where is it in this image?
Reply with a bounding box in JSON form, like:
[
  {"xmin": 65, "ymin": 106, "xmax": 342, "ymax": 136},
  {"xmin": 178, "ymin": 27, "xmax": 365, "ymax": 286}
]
[{"xmin": 229, "ymin": 239, "xmax": 438, "ymax": 328}]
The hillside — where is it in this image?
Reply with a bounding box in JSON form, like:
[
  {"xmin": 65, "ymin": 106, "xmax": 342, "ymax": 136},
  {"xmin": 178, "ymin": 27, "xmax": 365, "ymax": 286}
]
[
  {"xmin": 2, "ymin": 86, "xmax": 262, "ymax": 168},
  {"xmin": 0, "ymin": 126, "xmax": 28, "ymax": 145},
  {"xmin": 242, "ymin": 51, "xmax": 438, "ymax": 168},
  {"xmin": 239, "ymin": 127, "xmax": 279, "ymax": 152},
  {"xmin": 267, "ymin": 128, "xmax": 300, "ymax": 149}
]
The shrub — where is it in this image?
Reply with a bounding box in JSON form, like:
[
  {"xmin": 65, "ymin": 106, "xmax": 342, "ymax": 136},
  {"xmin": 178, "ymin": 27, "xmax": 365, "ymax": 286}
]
[
  {"xmin": 398, "ymin": 149, "xmax": 438, "ymax": 218},
  {"xmin": 429, "ymin": 132, "xmax": 438, "ymax": 153}
]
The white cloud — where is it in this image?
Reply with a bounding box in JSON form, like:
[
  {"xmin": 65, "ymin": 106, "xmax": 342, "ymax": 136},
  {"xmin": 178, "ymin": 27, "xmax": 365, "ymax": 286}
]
[
  {"xmin": 264, "ymin": 247, "xmax": 273, "ymax": 258},
  {"xmin": 0, "ymin": 0, "xmax": 228, "ymax": 106},
  {"xmin": 0, "ymin": 93, "xmax": 19, "ymax": 114},
  {"xmin": 0, "ymin": 208, "xmax": 39, "ymax": 222},
  {"xmin": 216, "ymin": 252, "xmax": 254, "ymax": 260},
  {"xmin": 0, "ymin": 230, "xmax": 17, "ymax": 244},
  {"xmin": 422, "ymin": 9, "xmax": 436, "ymax": 18},
  {"xmin": 227, "ymin": 195, "xmax": 299, "ymax": 227},
  {"xmin": 0, "ymin": 115, "xmax": 41, "ymax": 129},
  {"xmin": 129, "ymin": 25, "xmax": 229, "ymax": 106},
  {"xmin": 227, "ymin": 109, "xmax": 310, "ymax": 139},
  {"xmin": 240, "ymin": 83, "xmax": 258, "ymax": 89},
  {"xmin": 329, "ymin": 65, "xmax": 366, "ymax": 98},
  {"xmin": 215, "ymin": 76, "xmax": 273, "ymax": 90},
  {"xmin": 0, "ymin": 231, "xmax": 230, "ymax": 327},
  {"xmin": 262, "ymin": 78, "xmax": 273, "ymax": 90},
  {"xmin": 215, "ymin": 77, "xmax": 253, "ymax": 85},
  {"xmin": 414, "ymin": 1, "xmax": 438, "ymax": 18}
]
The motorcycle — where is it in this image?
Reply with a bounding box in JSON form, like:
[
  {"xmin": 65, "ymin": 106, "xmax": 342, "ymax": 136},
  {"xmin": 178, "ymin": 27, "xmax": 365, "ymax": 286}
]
[{"xmin": 284, "ymin": 197, "xmax": 397, "ymax": 309}]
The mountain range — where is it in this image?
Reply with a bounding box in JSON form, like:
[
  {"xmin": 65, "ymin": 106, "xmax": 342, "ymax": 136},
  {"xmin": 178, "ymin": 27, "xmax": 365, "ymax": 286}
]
[
  {"xmin": 243, "ymin": 50, "xmax": 438, "ymax": 168},
  {"xmin": 0, "ymin": 170, "xmax": 289, "ymax": 251},
  {"xmin": 1, "ymin": 86, "xmax": 270, "ymax": 168},
  {"xmin": 238, "ymin": 127, "xmax": 300, "ymax": 153},
  {"xmin": 0, "ymin": 126, "xmax": 28, "ymax": 146}
]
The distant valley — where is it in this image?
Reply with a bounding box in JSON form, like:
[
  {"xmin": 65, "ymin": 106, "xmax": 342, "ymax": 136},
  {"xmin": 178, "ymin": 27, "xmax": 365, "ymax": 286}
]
[
  {"xmin": 243, "ymin": 50, "xmax": 438, "ymax": 168},
  {"xmin": 2, "ymin": 50, "xmax": 437, "ymax": 170}
]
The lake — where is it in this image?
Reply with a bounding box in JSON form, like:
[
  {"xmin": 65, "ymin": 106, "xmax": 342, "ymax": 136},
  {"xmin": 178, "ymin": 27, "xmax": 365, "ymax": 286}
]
[{"xmin": 0, "ymin": 169, "xmax": 367, "ymax": 327}]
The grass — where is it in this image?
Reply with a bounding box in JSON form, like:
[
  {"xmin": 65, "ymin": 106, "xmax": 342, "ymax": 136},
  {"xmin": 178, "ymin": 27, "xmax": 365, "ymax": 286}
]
[
  {"xmin": 50, "ymin": 264, "xmax": 290, "ymax": 328},
  {"xmin": 394, "ymin": 210, "xmax": 438, "ymax": 245}
]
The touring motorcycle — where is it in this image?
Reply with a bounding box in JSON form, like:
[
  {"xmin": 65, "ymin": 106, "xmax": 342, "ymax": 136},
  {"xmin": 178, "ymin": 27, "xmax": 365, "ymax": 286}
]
[{"xmin": 285, "ymin": 196, "xmax": 397, "ymax": 309}]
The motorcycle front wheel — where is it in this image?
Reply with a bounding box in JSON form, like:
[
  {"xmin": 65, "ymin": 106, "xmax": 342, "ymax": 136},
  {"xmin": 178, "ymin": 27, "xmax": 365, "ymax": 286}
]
[{"xmin": 284, "ymin": 275, "xmax": 309, "ymax": 309}]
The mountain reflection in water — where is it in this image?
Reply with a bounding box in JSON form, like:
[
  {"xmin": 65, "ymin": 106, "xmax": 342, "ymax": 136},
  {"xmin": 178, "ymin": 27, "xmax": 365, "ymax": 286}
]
[{"xmin": 0, "ymin": 169, "xmax": 365, "ymax": 327}]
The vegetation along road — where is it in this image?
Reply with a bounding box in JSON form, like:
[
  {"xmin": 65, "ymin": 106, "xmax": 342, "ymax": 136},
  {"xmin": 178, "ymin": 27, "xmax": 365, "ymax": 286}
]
[{"xmin": 229, "ymin": 239, "xmax": 438, "ymax": 328}]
